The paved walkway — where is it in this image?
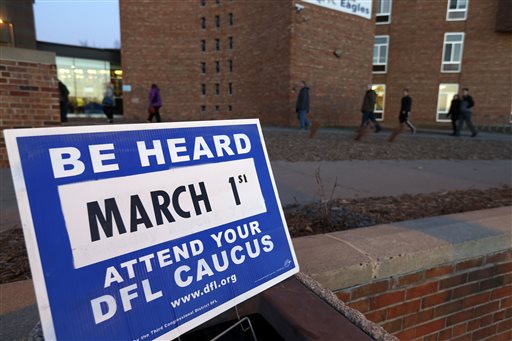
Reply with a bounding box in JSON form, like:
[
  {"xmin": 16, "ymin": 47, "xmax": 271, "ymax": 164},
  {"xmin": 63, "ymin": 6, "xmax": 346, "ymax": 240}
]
[{"xmin": 273, "ymin": 160, "xmax": 512, "ymax": 206}]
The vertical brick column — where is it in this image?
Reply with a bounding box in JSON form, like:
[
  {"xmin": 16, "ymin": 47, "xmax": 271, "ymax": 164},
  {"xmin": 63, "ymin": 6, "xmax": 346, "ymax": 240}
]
[{"xmin": 0, "ymin": 47, "xmax": 60, "ymax": 167}]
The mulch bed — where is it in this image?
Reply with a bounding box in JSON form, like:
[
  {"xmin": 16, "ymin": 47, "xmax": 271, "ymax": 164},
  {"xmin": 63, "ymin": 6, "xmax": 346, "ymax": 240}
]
[
  {"xmin": 285, "ymin": 186, "xmax": 512, "ymax": 237},
  {"xmin": 1, "ymin": 186, "xmax": 510, "ymax": 284}
]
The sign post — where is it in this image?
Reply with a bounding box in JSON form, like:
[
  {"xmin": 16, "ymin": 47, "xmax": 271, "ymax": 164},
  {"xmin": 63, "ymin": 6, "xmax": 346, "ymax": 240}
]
[{"xmin": 5, "ymin": 119, "xmax": 298, "ymax": 340}]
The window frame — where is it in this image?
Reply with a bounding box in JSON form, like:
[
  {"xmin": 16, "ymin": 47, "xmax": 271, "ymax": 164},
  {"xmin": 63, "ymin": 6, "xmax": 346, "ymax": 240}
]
[
  {"xmin": 200, "ymin": 62, "xmax": 206, "ymax": 74},
  {"xmin": 373, "ymin": 35, "xmax": 389, "ymax": 74},
  {"xmin": 228, "ymin": 60, "xmax": 233, "ymax": 72},
  {"xmin": 201, "ymin": 84, "xmax": 206, "ymax": 96},
  {"xmin": 228, "ymin": 36, "xmax": 233, "ymax": 49},
  {"xmin": 446, "ymin": 0, "xmax": 469, "ymax": 21},
  {"xmin": 371, "ymin": 84, "xmax": 386, "ymax": 121},
  {"xmin": 376, "ymin": 0, "xmax": 392, "ymax": 24},
  {"xmin": 441, "ymin": 32, "xmax": 464, "ymax": 73},
  {"xmin": 215, "ymin": 38, "xmax": 220, "ymax": 51},
  {"xmin": 436, "ymin": 83, "xmax": 459, "ymax": 122},
  {"xmin": 200, "ymin": 17, "xmax": 206, "ymax": 30}
]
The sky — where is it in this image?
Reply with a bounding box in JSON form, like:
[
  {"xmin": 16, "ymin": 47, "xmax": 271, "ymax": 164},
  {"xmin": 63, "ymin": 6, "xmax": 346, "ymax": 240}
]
[{"xmin": 33, "ymin": 0, "xmax": 120, "ymax": 49}]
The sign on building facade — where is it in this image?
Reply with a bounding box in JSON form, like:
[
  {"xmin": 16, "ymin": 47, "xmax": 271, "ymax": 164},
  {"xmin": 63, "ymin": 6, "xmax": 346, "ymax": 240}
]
[{"xmin": 302, "ymin": 0, "xmax": 373, "ymax": 19}]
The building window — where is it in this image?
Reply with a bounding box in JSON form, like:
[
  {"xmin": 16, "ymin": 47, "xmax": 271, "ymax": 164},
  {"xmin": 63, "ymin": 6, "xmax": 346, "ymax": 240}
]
[
  {"xmin": 201, "ymin": 84, "xmax": 206, "ymax": 95},
  {"xmin": 376, "ymin": 0, "xmax": 392, "ymax": 24},
  {"xmin": 200, "ymin": 0, "xmax": 205, "ymax": 7},
  {"xmin": 228, "ymin": 105, "xmax": 233, "ymax": 112},
  {"xmin": 441, "ymin": 33, "xmax": 464, "ymax": 72},
  {"xmin": 437, "ymin": 84, "xmax": 459, "ymax": 121},
  {"xmin": 201, "ymin": 62, "xmax": 206, "ymax": 74},
  {"xmin": 215, "ymin": 38, "xmax": 220, "ymax": 51},
  {"xmin": 215, "ymin": 61, "xmax": 220, "ymax": 73},
  {"xmin": 215, "ymin": 15, "xmax": 220, "ymax": 28},
  {"xmin": 371, "ymin": 85, "xmax": 386, "ymax": 120},
  {"xmin": 228, "ymin": 13, "xmax": 233, "ymax": 25},
  {"xmin": 200, "ymin": 17, "xmax": 206, "ymax": 29},
  {"xmin": 228, "ymin": 60, "xmax": 233, "ymax": 72},
  {"xmin": 215, "ymin": 83, "xmax": 220, "ymax": 95},
  {"xmin": 373, "ymin": 36, "xmax": 389, "ymax": 73},
  {"xmin": 215, "ymin": 105, "xmax": 220, "ymax": 112},
  {"xmin": 228, "ymin": 36, "xmax": 233, "ymax": 49},
  {"xmin": 201, "ymin": 105, "xmax": 206, "ymax": 112},
  {"xmin": 447, "ymin": 0, "xmax": 468, "ymax": 21},
  {"xmin": 200, "ymin": 40, "xmax": 206, "ymax": 52},
  {"xmin": 216, "ymin": 0, "xmax": 220, "ymax": 4},
  {"xmin": 228, "ymin": 82, "xmax": 233, "ymax": 95}
]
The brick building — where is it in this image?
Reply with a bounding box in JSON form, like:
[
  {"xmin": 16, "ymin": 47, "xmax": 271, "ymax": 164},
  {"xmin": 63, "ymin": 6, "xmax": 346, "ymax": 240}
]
[
  {"xmin": 120, "ymin": 0, "xmax": 375, "ymax": 126},
  {"xmin": 120, "ymin": 0, "xmax": 511, "ymax": 128},
  {"xmin": 371, "ymin": 0, "xmax": 512, "ymax": 128}
]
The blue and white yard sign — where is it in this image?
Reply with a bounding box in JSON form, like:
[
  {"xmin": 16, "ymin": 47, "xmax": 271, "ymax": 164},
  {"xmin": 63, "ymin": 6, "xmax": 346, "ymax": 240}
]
[{"xmin": 5, "ymin": 119, "xmax": 299, "ymax": 340}]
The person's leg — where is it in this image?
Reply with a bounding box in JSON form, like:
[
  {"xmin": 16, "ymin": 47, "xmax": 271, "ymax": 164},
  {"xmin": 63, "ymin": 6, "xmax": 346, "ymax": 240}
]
[
  {"xmin": 371, "ymin": 113, "xmax": 381, "ymax": 132},
  {"xmin": 451, "ymin": 119, "xmax": 457, "ymax": 135},
  {"xmin": 155, "ymin": 107, "xmax": 162, "ymax": 122},
  {"xmin": 305, "ymin": 112, "xmax": 310, "ymax": 129},
  {"xmin": 457, "ymin": 113, "xmax": 465, "ymax": 136},
  {"xmin": 105, "ymin": 106, "xmax": 114, "ymax": 123},
  {"xmin": 60, "ymin": 102, "xmax": 67, "ymax": 122},
  {"xmin": 466, "ymin": 112, "xmax": 477, "ymax": 136},
  {"xmin": 299, "ymin": 110, "xmax": 305, "ymax": 129},
  {"xmin": 405, "ymin": 119, "xmax": 416, "ymax": 133}
]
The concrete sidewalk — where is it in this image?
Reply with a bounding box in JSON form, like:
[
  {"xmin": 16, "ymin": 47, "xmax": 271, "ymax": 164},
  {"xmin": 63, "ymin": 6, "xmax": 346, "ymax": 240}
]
[
  {"xmin": 272, "ymin": 160, "xmax": 512, "ymax": 206},
  {"xmin": 1, "ymin": 159, "xmax": 511, "ymax": 232}
]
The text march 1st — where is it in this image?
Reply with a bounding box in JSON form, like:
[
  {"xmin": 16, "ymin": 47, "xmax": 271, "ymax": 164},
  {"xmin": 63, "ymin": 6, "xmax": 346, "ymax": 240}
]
[{"xmin": 5, "ymin": 119, "xmax": 298, "ymax": 340}]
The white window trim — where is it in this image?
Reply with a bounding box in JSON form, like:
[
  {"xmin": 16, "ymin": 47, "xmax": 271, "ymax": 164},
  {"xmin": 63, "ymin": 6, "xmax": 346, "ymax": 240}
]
[
  {"xmin": 436, "ymin": 83, "xmax": 459, "ymax": 122},
  {"xmin": 372, "ymin": 84, "xmax": 386, "ymax": 121},
  {"xmin": 373, "ymin": 35, "xmax": 389, "ymax": 74},
  {"xmin": 446, "ymin": 0, "xmax": 469, "ymax": 21},
  {"xmin": 441, "ymin": 32, "xmax": 464, "ymax": 73},
  {"xmin": 376, "ymin": 0, "xmax": 392, "ymax": 25}
]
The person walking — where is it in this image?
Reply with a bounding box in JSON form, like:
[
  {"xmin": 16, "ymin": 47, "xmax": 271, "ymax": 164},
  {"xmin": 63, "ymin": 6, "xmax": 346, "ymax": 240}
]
[
  {"xmin": 58, "ymin": 80, "xmax": 70, "ymax": 123},
  {"xmin": 102, "ymin": 82, "xmax": 115, "ymax": 124},
  {"xmin": 458, "ymin": 88, "xmax": 478, "ymax": 137},
  {"xmin": 356, "ymin": 85, "xmax": 381, "ymax": 140},
  {"xmin": 295, "ymin": 80, "xmax": 310, "ymax": 130},
  {"xmin": 147, "ymin": 84, "xmax": 162, "ymax": 122},
  {"xmin": 447, "ymin": 94, "xmax": 461, "ymax": 136},
  {"xmin": 388, "ymin": 89, "xmax": 417, "ymax": 142}
]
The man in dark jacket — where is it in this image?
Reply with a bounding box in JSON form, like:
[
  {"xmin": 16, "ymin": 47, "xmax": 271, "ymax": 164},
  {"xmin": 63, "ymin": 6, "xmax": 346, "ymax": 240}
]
[
  {"xmin": 458, "ymin": 88, "xmax": 477, "ymax": 137},
  {"xmin": 388, "ymin": 89, "xmax": 416, "ymax": 142},
  {"xmin": 295, "ymin": 80, "xmax": 310, "ymax": 130},
  {"xmin": 58, "ymin": 80, "xmax": 70, "ymax": 123},
  {"xmin": 447, "ymin": 94, "xmax": 461, "ymax": 136},
  {"xmin": 399, "ymin": 89, "xmax": 416, "ymax": 133},
  {"xmin": 360, "ymin": 85, "xmax": 381, "ymax": 132}
]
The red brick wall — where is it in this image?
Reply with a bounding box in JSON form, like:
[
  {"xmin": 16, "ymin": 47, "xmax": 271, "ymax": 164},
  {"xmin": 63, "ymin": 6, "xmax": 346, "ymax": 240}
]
[
  {"xmin": 0, "ymin": 59, "xmax": 60, "ymax": 167},
  {"xmin": 290, "ymin": 1, "xmax": 375, "ymax": 126},
  {"xmin": 120, "ymin": 0, "xmax": 293, "ymax": 125},
  {"xmin": 336, "ymin": 250, "xmax": 512, "ymax": 340},
  {"xmin": 373, "ymin": 0, "xmax": 512, "ymax": 127}
]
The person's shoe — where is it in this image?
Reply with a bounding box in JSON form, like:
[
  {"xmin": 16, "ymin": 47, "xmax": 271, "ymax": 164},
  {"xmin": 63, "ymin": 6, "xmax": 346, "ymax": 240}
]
[
  {"xmin": 450, "ymin": 133, "xmax": 456, "ymax": 136},
  {"xmin": 471, "ymin": 132, "xmax": 478, "ymax": 138},
  {"xmin": 375, "ymin": 126, "xmax": 382, "ymax": 133},
  {"xmin": 411, "ymin": 127, "xmax": 416, "ymax": 134},
  {"xmin": 108, "ymin": 119, "xmax": 113, "ymax": 124}
]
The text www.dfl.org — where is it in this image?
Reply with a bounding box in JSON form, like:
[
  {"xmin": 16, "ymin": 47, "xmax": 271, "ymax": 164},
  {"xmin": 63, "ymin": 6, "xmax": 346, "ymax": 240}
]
[{"xmin": 170, "ymin": 274, "xmax": 237, "ymax": 308}]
